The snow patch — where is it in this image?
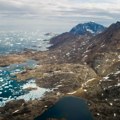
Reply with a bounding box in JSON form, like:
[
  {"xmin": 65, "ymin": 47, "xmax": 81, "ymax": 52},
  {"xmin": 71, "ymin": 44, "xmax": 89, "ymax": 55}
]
[
  {"xmin": 114, "ymin": 113, "xmax": 116, "ymax": 117},
  {"xmin": 86, "ymin": 28, "xmax": 94, "ymax": 33},
  {"xmin": 22, "ymin": 80, "xmax": 38, "ymax": 89},
  {"xmin": 115, "ymin": 71, "xmax": 120, "ymax": 75},
  {"xmin": 118, "ymin": 55, "xmax": 120, "ymax": 59},
  {"xmin": 67, "ymin": 91, "xmax": 77, "ymax": 95},
  {"xmin": 17, "ymin": 87, "xmax": 49, "ymax": 101}
]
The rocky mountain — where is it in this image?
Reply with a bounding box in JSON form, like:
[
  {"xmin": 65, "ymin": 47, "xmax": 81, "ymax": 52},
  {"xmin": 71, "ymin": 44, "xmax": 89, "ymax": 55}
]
[
  {"xmin": 48, "ymin": 22, "xmax": 120, "ymax": 66},
  {"xmin": 44, "ymin": 22, "xmax": 120, "ymax": 119},
  {"xmin": 81, "ymin": 21, "xmax": 120, "ymax": 75},
  {"xmin": 49, "ymin": 32, "xmax": 78, "ymax": 49},
  {"xmin": 70, "ymin": 22, "xmax": 106, "ymax": 36},
  {"xmin": 49, "ymin": 22, "xmax": 106, "ymax": 49},
  {"xmin": 0, "ymin": 22, "xmax": 120, "ymax": 120}
]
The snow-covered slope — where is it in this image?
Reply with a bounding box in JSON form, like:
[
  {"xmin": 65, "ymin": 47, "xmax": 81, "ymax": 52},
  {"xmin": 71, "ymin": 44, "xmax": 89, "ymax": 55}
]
[{"xmin": 70, "ymin": 22, "xmax": 106, "ymax": 35}]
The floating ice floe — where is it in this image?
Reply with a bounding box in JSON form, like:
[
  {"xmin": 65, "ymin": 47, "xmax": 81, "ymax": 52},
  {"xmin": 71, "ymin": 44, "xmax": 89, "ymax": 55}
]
[
  {"xmin": 17, "ymin": 79, "xmax": 50, "ymax": 101},
  {"xmin": 0, "ymin": 31, "xmax": 56, "ymax": 55},
  {"xmin": 0, "ymin": 79, "xmax": 50, "ymax": 106},
  {"xmin": 0, "ymin": 61, "xmax": 50, "ymax": 107}
]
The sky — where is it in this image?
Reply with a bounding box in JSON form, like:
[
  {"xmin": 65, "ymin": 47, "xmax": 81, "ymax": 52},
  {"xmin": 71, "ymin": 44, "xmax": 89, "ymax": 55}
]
[{"xmin": 0, "ymin": 0, "xmax": 120, "ymax": 32}]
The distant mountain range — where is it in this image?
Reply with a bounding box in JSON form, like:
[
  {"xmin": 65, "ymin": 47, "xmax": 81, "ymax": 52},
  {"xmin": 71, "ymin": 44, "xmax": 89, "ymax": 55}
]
[
  {"xmin": 70, "ymin": 22, "xmax": 106, "ymax": 36},
  {"xmin": 50, "ymin": 21, "xmax": 120, "ymax": 62},
  {"xmin": 49, "ymin": 22, "xmax": 107, "ymax": 48}
]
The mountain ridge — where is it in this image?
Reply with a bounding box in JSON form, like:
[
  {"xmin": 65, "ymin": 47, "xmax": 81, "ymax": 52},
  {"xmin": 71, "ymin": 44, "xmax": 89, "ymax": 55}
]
[{"xmin": 49, "ymin": 22, "xmax": 106, "ymax": 49}]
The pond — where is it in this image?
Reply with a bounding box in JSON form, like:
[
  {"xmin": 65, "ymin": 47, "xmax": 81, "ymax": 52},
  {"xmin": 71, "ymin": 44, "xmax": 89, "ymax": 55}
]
[{"xmin": 35, "ymin": 96, "xmax": 94, "ymax": 120}]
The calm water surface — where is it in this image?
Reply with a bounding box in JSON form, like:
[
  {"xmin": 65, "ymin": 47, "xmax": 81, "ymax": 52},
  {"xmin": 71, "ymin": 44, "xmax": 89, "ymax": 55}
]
[{"xmin": 35, "ymin": 96, "xmax": 94, "ymax": 120}]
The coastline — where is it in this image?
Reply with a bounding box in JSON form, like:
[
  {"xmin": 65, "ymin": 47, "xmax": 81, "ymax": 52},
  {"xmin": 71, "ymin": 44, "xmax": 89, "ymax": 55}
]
[{"xmin": 0, "ymin": 28, "xmax": 120, "ymax": 120}]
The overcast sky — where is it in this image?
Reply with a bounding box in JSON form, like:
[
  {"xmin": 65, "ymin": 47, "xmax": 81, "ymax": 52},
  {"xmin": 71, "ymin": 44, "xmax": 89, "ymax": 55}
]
[{"xmin": 0, "ymin": 0, "xmax": 120, "ymax": 32}]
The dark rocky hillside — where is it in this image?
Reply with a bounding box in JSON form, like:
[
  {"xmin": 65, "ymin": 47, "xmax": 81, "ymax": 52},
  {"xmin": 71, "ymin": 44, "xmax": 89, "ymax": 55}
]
[{"xmin": 49, "ymin": 32, "xmax": 78, "ymax": 49}]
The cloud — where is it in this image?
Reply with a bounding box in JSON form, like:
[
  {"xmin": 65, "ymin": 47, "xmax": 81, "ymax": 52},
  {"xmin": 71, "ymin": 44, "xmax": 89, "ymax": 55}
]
[
  {"xmin": 1, "ymin": 0, "xmax": 119, "ymax": 17},
  {"xmin": 0, "ymin": 0, "xmax": 120, "ymax": 32}
]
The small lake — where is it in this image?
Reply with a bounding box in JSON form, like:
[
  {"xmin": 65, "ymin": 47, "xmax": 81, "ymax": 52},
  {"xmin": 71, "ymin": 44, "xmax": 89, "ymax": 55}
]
[
  {"xmin": 0, "ymin": 60, "xmax": 49, "ymax": 106},
  {"xmin": 35, "ymin": 96, "xmax": 94, "ymax": 120}
]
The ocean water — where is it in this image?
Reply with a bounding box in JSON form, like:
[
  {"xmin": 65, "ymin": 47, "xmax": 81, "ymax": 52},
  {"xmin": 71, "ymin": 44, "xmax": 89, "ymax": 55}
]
[
  {"xmin": 0, "ymin": 31, "xmax": 56, "ymax": 54},
  {"xmin": 0, "ymin": 60, "xmax": 49, "ymax": 107},
  {"xmin": 0, "ymin": 31, "xmax": 54, "ymax": 106}
]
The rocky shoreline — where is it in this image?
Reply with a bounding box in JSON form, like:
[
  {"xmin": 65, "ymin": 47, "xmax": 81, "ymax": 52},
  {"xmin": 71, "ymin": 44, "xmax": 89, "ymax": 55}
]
[
  {"xmin": 0, "ymin": 48, "xmax": 119, "ymax": 120},
  {"xmin": 0, "ymin": 22, "xmax": 120, "ymax": 120}
]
